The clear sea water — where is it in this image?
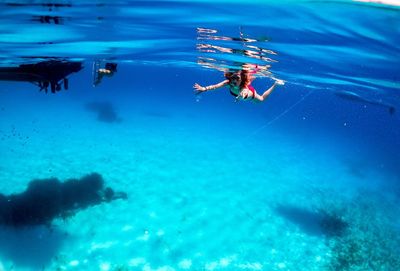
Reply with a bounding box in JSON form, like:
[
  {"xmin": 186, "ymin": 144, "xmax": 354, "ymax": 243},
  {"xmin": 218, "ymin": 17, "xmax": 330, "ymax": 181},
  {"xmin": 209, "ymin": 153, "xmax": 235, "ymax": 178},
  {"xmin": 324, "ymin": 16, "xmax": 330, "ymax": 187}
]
[{"xmin": 0, "ymin": 1, "xmax": 399, "ymax": 271}]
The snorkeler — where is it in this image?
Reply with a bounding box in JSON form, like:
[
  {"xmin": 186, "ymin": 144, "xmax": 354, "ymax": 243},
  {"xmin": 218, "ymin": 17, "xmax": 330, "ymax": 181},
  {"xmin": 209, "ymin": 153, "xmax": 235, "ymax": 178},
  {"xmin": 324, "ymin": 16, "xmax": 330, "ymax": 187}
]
[
  {"xmin": 93, "ymin": 62, "xmax": 118, "ymax": 86},
  {"xmin": 193, "ymin": 64, "xmax": 284, "ymax": 102}
]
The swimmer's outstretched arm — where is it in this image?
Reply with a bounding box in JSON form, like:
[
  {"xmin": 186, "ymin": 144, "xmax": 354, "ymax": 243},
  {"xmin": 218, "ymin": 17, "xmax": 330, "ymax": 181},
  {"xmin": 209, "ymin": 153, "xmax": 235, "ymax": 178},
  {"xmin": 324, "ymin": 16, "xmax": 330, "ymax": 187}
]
[
  {"xmin": 193, "ymin": 79, "xmax": 229, "ymax": 93},
  {"xmin": 253, "ymin": 79, "xmax": 284, "ymax": 103}
]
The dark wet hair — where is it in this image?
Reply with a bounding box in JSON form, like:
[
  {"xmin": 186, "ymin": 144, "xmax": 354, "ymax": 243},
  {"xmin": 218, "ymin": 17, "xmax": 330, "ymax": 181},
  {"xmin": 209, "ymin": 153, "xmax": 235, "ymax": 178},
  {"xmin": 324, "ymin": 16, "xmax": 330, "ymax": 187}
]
[
  {"xmin": 224, "ymin": 70, "xmax": 250, "ymax": 89},
  {"xmin": 240, "ymin": 70, "xmax": 251, "ymax": 87},
  {"xmin": 105, "ymin": 63, "xmax": 117, "ymax": 72}
]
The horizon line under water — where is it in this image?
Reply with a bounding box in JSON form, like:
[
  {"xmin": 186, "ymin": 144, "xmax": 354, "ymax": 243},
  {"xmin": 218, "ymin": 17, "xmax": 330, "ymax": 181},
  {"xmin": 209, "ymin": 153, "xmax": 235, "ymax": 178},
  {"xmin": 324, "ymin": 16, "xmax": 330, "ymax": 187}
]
[{"xmin": 0, "ymin": 1, "xmax": 400, "ymax": 271}]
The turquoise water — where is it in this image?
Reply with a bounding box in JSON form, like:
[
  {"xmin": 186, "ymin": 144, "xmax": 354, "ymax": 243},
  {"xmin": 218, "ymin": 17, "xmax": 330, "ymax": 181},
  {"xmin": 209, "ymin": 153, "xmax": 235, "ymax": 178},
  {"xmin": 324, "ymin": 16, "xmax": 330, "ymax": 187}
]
[{"xmin": 0, "ymin": 1, "xmax": 399, "ymax": 271}]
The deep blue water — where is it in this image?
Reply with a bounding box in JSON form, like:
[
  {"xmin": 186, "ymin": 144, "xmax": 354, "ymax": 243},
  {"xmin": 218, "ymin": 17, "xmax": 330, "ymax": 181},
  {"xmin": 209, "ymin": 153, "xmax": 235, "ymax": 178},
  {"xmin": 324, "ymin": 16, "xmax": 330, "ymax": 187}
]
[{"xmin": 0, "ymin": 1, "xmax": 400, "ymax": 271}]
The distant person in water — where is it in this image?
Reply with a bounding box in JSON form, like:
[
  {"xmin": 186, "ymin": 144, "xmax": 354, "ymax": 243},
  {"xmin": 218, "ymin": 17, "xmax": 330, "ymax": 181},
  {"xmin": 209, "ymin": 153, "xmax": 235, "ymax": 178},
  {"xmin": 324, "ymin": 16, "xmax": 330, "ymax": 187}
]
[
  {"xmin": 193, "ymin": 64, "xmax": 284, "ymax": 102},
  {"xmin": 94, "ymin": 62, "xmax": 118, "ymax": 86}
]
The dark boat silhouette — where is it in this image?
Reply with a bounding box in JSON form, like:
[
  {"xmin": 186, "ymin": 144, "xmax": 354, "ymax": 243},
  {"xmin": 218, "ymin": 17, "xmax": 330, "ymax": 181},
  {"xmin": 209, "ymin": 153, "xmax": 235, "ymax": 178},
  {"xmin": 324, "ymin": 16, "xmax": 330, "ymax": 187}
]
[{"xmin": 0, "ymin": 60, "xmax": 83, "ymax": 93}]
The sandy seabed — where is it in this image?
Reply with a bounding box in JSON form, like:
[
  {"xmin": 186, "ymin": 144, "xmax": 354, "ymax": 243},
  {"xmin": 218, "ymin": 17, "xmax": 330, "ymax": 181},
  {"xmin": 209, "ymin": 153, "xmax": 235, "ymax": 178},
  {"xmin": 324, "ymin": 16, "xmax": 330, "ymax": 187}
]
[{"xmin": 0, "ymin": 98, "xmax": 398, "ymax": 271}]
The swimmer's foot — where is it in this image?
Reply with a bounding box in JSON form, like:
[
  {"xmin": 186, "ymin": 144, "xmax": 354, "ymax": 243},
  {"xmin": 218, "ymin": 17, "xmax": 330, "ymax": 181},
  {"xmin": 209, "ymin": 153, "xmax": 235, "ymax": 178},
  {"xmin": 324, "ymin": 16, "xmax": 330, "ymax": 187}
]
[{"xmin": 275, "ymin": 79, "xmax": 285, "ymax": 86}]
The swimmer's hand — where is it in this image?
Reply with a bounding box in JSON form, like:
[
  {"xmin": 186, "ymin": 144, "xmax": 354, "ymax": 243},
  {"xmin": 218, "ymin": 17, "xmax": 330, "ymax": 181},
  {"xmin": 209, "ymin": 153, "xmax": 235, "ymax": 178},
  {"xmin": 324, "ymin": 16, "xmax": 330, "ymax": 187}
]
[
  {"xmin": 274, "ymin": 79, "xmax": 285, "ymax": 86},
  {"xmin": 193, "ymin": 83, "xmax": 207, "ymax": 94}
]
